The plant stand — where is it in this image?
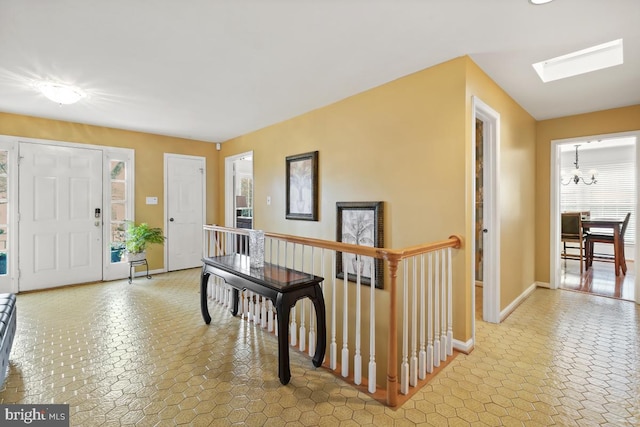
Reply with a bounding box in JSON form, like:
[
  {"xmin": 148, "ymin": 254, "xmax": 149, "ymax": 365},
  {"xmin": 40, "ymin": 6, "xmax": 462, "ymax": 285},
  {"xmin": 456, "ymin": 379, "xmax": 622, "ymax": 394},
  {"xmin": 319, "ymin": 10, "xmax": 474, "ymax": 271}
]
[{"xmin": 129, "ymin": 259, "xmax": 151, "ymax": 284}]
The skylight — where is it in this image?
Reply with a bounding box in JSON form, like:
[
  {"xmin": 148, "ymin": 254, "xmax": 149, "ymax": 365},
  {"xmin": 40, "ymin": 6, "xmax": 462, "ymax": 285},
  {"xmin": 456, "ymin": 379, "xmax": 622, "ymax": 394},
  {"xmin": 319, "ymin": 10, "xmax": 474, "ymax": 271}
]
[{"xmin": 532, "ymin": 39, "xmax": 623, "ymax": 83}]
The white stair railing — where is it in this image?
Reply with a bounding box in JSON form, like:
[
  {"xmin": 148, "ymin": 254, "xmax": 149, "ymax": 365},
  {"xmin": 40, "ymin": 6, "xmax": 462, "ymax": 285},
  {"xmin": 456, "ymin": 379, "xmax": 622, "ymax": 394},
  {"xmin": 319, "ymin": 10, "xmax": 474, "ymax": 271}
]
[{"xmin": 202, "ymin": 225, "xmax": 461, "ymax": 407}]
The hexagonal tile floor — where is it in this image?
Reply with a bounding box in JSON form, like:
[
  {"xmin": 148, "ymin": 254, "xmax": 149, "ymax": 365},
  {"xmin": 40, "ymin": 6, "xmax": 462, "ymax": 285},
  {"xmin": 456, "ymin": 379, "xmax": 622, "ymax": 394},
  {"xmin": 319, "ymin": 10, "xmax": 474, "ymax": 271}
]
[{"xmin": 1, "ymin": 269, "xmax": 638, "ymax": 426}]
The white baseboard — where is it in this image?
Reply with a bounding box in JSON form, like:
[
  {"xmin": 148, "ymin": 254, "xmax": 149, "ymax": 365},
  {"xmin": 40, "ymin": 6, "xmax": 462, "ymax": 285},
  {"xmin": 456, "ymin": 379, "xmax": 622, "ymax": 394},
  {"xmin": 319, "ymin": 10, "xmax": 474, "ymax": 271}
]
[
  {"xmin": 535, "ymin": 281, "xmax": 550, "ymax": 289},
  {"xmin": 453, "ymin": 338, "xmax": 474, "ymax": 354},
  {"xmin": 500, "ymin": 282, "xmax": 537, "ymax": 322}
]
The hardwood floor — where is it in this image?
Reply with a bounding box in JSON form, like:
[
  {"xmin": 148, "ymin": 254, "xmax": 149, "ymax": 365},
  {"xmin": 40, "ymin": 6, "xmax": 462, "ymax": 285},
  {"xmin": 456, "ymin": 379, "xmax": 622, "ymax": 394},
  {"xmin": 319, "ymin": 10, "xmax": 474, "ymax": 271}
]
[{"xmin": 560, "ymin": 257, "xmax": 636, "ymax": 301}]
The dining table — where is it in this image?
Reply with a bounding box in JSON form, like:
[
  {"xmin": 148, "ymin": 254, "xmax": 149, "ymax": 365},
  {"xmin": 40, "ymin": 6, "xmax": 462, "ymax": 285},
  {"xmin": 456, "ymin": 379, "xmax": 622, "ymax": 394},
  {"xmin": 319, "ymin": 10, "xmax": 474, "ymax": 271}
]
[{"xmin": 582, "ymin": 217, "xmax": 627, "ymax": 276}]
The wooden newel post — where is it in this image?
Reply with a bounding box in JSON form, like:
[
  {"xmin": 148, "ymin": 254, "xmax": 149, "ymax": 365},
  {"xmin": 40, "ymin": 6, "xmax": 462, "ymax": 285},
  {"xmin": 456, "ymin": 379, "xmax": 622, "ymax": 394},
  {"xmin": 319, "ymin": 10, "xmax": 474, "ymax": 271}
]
[{"xmin": 386, "ymin": 256, "xmax": 399, "ymax": 407}]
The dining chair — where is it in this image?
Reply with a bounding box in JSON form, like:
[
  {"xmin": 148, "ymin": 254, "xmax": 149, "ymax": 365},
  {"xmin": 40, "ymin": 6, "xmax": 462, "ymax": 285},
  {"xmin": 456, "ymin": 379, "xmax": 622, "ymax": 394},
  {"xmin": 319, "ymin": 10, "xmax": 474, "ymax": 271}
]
[
  {"xmin": 586, "ymin": 212, "xmax": 631, "ymax": 274},
  {"xmin": 561, "ymin": 212, "xmax": 586, "ymax": 273}
]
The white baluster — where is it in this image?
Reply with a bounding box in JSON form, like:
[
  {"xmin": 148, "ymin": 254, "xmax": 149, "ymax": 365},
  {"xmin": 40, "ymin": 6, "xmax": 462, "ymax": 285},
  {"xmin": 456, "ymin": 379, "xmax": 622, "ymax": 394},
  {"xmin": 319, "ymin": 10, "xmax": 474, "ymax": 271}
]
[
  {"xmin": 261, "ymin": 296, "xmax": 267, "ymax": 328},
  {"xmin": 243, "ymin": 291, "xmax": 250, "ymax": 320},
  {"xmin": 308, "ymin": 248, "xmax": 317, "ymax": 357},
  {"xmin": 299, "ymin": 246, "xmax": 306, "ymax": 352},
  {"xmin": 253, "ymin": 294, "xmax": 262, "ymax": 326},
  {"xmin": 433, "ymin": 251, "xmax": 440, "ymax": 368},
  {"xmin": 447, "ymin": 247, "xmax": 453, "ymax": 356},
  {"xmin": 401, "ymin": 259, "xmax": 409, "ymax": 395},
  {"xmin": 341, "ymin": 252, "xmax": 349, "ymax": 378},
  {"xmin": 440, "ymin": 249, "xmax": 447, "ymax": 362},
  {"xmin": 249, "ymin": 292, "xmax": 255, "ymax": 322},
  {"xmin": 368, "ymin": 260, "xmax": 376, "ymax": 394},
  {"xmin": 410, "ymin": 258, "xmax": 418, "ymax": 387},
  {"xmin": 427, "ymin": 253, "xmax": 434, "ymax": 373},
  {"xmin": 354, "ymin": 258, "xmax": 362, "ymax": 385},
  {"xmin": 290, "ymin": 243, "xmax": 297, "ymax": 347},
  {"xmin": 268, "ymin": 300, "xmax": 274, "ymax": 332},
  {"xmin": 419, "ymin": 254, "xmax": 426, "ymax": 380}
]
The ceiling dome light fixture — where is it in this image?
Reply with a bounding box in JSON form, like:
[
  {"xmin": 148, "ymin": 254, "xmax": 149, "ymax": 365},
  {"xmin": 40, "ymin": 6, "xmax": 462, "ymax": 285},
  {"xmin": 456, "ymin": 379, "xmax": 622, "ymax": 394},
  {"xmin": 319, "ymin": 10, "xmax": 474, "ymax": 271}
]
[
  {"xmin": 36, "ymin": 81, "xmax": 86, "ymax": 105},
  {"xmin": 529, "ymin": 0, "xmax": 554, "ymax": 4}
]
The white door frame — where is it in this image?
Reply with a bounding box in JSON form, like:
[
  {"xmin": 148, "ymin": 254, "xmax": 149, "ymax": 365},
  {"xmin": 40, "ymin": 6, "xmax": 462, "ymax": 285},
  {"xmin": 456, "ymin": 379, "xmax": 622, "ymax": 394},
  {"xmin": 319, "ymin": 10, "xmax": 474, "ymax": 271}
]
[
  {"xmin": 472, "ymin": 96, "xmax": 501, "ymax": 328},
  {"xmin": 224, "ymin": 151, "xmax": 253, "ymax": 228},
  {"xmin": 550, "ymin": 130, "xmax": 640, "ymax": 305},
  {"xmin": 164, "ymin": 153, "xmax": 206, "ymax": 272},
  {"xmin": 0, "ymin": 138, "xmax": 18, "ymax": 294}
]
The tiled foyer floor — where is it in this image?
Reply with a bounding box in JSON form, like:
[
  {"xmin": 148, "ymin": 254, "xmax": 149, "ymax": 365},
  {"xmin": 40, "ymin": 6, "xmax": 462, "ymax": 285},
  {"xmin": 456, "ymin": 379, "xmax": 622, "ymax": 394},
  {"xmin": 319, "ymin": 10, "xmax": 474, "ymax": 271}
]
[{"xmin": 1, "ymin": 269, "xmax": 639, "ymax": 426}]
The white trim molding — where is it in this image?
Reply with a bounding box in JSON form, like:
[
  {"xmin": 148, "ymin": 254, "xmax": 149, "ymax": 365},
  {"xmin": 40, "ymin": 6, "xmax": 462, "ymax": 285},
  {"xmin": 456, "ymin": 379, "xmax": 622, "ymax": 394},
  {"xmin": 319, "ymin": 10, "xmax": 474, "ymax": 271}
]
[
  {"xmin": 500, "ymin": 283, "xmax": 537, "ymax": 322},
  {"xmin": 453, "ymin": 338, "xmax": 474, "ymax": 355}
]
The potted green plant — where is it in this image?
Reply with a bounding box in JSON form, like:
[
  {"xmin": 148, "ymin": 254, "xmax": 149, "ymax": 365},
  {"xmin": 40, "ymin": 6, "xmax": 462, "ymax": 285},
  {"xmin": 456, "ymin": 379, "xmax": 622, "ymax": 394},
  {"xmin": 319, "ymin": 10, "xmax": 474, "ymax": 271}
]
[{"xmin": 124, "ymin": 222, "xmax": 166, "ymax": 262}]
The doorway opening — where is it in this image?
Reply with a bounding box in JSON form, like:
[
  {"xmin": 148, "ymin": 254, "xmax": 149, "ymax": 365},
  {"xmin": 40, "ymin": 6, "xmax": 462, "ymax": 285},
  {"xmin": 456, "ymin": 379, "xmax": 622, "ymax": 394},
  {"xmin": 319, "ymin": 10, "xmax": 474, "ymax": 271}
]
[
  {"xmin": 552, "ymin": 133, "xmax": 639, "ymax": 303},
  {"xmin": 225, "ymin": 152, "xmax": 254, "ymax": 229},
  {"xmin": 472, "ymin": 97, "xmax": 501, "ymax": 331}
]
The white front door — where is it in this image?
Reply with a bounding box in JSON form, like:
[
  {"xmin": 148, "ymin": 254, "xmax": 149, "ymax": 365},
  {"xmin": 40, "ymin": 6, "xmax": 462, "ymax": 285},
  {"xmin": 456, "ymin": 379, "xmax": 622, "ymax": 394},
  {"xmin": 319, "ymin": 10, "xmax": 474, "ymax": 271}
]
[
  {"xmin": 19, "ymin": 143, "xmax": 103, "ymax": 291},
  {"xmin": 165, "ymin": 154, "xmax": 205, "ymax": 271}
]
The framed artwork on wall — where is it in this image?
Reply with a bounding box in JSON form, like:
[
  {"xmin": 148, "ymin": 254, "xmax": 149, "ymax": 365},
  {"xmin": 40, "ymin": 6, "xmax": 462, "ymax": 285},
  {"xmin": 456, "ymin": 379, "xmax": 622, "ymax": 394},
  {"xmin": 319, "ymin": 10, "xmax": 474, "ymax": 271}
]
[
  {"xmin": 336, "ymin": 201, "xmax": 384, "ymax": 289},
  {"xmin": 286, "ymin": 151, "xmax": 319, "ymax": 221}
]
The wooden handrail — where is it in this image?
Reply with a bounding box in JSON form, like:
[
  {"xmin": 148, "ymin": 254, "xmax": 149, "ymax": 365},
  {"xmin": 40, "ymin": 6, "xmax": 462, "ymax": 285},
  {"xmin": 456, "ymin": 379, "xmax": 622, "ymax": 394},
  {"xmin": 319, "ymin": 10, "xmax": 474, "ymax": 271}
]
[{"xmin": 204, "ymin": 225, "xmax": 462, "ymax": 261}]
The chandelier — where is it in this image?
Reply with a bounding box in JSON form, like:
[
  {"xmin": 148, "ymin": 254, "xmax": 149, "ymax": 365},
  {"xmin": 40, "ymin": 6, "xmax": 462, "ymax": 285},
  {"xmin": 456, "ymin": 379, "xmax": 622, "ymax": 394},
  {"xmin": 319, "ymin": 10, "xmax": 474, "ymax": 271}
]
[{"xmin": 562, "ymin": 144, "xmax": 597, "ymax": 185}]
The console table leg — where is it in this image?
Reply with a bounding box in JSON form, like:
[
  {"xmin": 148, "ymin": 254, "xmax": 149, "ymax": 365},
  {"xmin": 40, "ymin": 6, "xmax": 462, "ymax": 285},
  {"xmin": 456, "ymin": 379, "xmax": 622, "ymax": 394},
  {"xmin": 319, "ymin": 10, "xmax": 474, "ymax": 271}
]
[
  {"xmin": 231, "ymin": 289, "xmax": 240, "ymax": 316},
  {"xmin": 276, "ymin": 297, "xmax": 291, "ymax": 385},
  {"xmin": 310, "ymin": 287, "xmax": 327, "ymax": 368},
  {"xmin": 200, "ymin": 270, "xmax": 212, "ymax": 324}
]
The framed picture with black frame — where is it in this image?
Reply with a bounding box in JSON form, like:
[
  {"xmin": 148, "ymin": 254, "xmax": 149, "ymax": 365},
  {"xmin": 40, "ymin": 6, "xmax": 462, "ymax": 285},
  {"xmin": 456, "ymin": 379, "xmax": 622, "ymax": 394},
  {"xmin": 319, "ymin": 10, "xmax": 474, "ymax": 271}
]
[
  {"xmin": 336, "ymin": 201, "xmax": 384, "ymax": 289},
  {"xmin": 285, "ymin": 151, "xmax": 319, "ymax": 221}
]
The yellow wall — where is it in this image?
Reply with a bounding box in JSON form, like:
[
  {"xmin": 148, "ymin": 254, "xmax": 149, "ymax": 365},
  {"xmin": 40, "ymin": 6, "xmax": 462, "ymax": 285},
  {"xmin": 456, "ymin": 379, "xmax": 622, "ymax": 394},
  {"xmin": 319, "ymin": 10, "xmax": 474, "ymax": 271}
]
[
  {"xmin": 534, "ymin": 105, "xmax": 640, "ymax": 283},
  {"xmin": 0, "ymin": 112, "xmax": 220, "ymax": 270},
  {"xmin": 219, "ymin": 56, "xmax": 538, "ymax": 344}
]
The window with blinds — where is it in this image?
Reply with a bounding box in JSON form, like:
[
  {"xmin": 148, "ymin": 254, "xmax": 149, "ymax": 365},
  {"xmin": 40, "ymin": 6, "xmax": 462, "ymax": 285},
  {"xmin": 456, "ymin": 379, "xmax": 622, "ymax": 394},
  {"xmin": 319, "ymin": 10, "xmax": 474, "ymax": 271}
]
[{"xmin": 560, "ymin": 141, "xmax": 636, "ymax": 245}]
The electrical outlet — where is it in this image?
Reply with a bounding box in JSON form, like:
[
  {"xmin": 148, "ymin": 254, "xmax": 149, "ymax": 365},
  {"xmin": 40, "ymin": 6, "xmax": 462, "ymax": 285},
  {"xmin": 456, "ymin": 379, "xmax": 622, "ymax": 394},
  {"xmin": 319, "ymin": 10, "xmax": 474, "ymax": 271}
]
[{"xmin": 267, "ymin": 196, "xmax": 271, "ymax": 206}]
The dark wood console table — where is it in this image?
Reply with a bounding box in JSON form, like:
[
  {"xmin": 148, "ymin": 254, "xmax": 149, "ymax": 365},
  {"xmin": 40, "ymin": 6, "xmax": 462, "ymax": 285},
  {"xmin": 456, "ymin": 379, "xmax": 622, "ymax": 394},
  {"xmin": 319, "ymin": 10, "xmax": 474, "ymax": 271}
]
[{"xmin": 200, "ymin": 254, "xmax": 326, "ymax": 385}]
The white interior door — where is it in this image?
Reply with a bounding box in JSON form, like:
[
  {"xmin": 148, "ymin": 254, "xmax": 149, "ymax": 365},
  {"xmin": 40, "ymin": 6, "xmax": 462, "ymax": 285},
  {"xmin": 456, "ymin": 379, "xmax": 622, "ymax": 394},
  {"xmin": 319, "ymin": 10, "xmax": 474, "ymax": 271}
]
[
  {"xmin": 165, "ymin": 154, "xmax": 205, "ymax": 271},
  {"xmin": 19, "ymin": 143, "xmax": 103, "ymax": 291}
]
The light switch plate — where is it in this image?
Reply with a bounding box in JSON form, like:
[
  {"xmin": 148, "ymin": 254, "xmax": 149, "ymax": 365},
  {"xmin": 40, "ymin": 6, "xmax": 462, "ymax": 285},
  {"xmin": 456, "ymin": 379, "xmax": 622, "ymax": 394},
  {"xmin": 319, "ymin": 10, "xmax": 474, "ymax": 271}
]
[{"xmin": 146, "ymin": 196, "xmax": 158, "ymax": 205}]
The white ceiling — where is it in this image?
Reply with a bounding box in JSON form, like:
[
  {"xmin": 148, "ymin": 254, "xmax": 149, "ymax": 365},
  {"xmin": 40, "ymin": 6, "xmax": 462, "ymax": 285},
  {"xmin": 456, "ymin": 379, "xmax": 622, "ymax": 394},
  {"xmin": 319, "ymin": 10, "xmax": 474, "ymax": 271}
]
[{"xmin": 0, "ymin": 0, "xmax": 638, "ymax": 143}]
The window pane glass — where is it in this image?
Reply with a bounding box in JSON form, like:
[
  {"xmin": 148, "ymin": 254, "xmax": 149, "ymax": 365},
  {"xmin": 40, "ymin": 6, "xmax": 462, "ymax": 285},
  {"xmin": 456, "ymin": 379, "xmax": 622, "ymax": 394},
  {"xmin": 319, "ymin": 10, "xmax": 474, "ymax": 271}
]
[
  {"xmin": 111, "ymin": 182, "xmax": 125, "ymax": 202},
  {"xmin": 110, "ymin": 161, "xmax": 125, "ymax": 180},
  {"xmin": 111, "ymin": 203, "xmax": 126, "ymax": 222},
  {"xmin": 0, "ymin": 177, "xmax": 6, "ymax": 200},
  {"xmin": 110, "ymin": 223, "xmax": 125, "ymax": 264},
  {"xmin": 0, "ymin": 226, "xmax": 6, "ymax": 251},
  {"xmin": 0, "ymin": 202, "xmax": 6, "ymax": 224},
  {"xmin": 0, "ymin": 253, "xmax": 6, "ymax": 275},
  {"xmin": 0, "ymin": 151, "xmax": 7, "ymax": 174},
  {"xmin": 110, "ymin": 157, "xmax": 128, "ymax": 263},
  {"xmin": 560, "ymin": 140, "xmax": 636, "ymax": 244}
]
